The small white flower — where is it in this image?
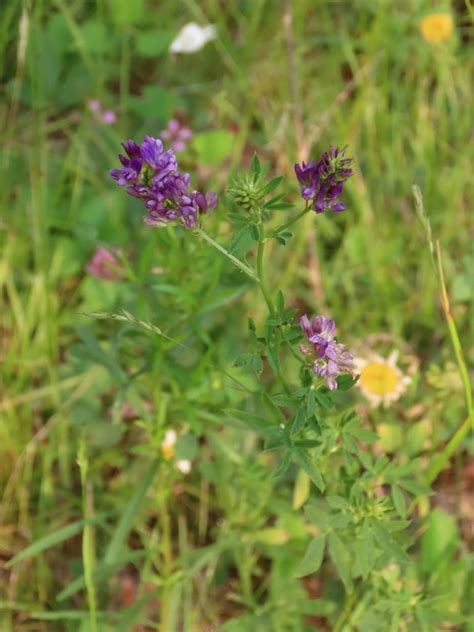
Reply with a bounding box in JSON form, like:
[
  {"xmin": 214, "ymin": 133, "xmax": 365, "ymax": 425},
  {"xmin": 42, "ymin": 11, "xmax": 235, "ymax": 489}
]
[
  {"xmin": 161, "ymin": 429, "xmax": 177, "ymax": 460},
  {"xmin": 176, "ymin": 459, "xmax": 192, "ymax": 474},
  {"xmin": 169, "ymin": 22, "xmax": 216, "ymax": 54},
  {"xmin": 161, "ymin": 430, "xmax": 193, "ymax": 474}
]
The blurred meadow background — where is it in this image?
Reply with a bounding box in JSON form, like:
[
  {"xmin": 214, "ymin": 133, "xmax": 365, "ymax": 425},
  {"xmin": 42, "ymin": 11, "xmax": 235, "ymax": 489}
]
[{"xmin": 1, "ymin": 0, "xmax": 473, "ymax": 630}]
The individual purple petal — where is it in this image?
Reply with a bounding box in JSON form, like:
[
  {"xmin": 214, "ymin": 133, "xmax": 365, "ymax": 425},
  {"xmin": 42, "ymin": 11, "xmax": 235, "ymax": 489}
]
[
  {"xmin": 205, "ymin": 191, "xmax": 218, "ymax": 209},
  {"xmin": 140, "ymin": 136, "xmax": 165, "ymax": 168},
  {"xmin": 122, "ymin": 140, "xmax": 141, "ymax": 159}
]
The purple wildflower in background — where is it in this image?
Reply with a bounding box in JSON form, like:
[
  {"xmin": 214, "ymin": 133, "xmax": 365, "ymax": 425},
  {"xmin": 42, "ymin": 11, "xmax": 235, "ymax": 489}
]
[
  {"xmin": 294, "ymin": 145, "xmax": 353, "ymax": 213},
  {"xmin": 88, "ymin": 99, "xmax": 117, "ymax": 125},
  {"xmin": 161, "ymin": 119, "xmax": 193, "ymax": 152},
  {"xmin": 86, "ymin": 246, "xmax": 124, "ymax": 280},
  {"xmin": 300, "ymin": 314, "xmax": 354, "ymax": 390},
  {"xmin": 110, "ymin": 135, "xmax": 217, "ymax": 229}
]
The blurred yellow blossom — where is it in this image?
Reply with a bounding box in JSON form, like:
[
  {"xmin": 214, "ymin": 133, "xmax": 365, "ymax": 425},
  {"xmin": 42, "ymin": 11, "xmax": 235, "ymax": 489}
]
[
  {"xmin": 161, "ymin": 429, "xmax": 176, "ymax": 461},
  {"xmin": 420, "ymin": 13, "xmax": 454, "ymax": 43}
]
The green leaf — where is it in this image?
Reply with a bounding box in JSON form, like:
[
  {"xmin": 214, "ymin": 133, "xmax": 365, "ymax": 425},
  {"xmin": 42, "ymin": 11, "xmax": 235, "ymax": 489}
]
[
  {"xmin": 104, "ymin": 459, "xmax": 160, "ymax": 565},
  {"xmin": 109, "ymin": 0, "xmax": 145, "ymax": 24},
  {"xmin": 81, "ymin": 20, "xmax": 109, "ymax": 53},
  {"xmin": 136, "ymin": 30, "xmax": 174, "ymax": 57},
  {"xmin": 305, "ymin": 503, "xmax": 331, "ymax": 531},
  {"xmin": 291, "ymin": 408, "xmax": 306, "ymax": 435},
  {"xmin": 294, "ymin": 449, "xmax": 324, "ymax": 491},
  {"xmin": 7, "ymin": 514, "xmax": 109, "ymax": 568},
  {"xmin": 300, "ymin": 598, "xmax": 335, "ymax": 616},
  {"xmin": 75, "ymin": 327, "xmax": 127, "ymax": 383},
  {"xmin": 421, "ymin": 508, "xmax": 459, "ymax": 574},
  {"xmin": 274, "ymin": 449, "xmax": 292, "ymax": 478},
  {"xmin": 57, "ymin": 551, "xmax": 145, "ymax": 602},
  {"xmin": 249, "ymin": 224, "xmax": 259, "ymax": 241},
  {"xmin": 345, "ymin": 422, "xmax": 378, "ymax": 442},
  {"xmin": 336, "ymin": 374, "xmax": 357, "ymax": 391},
  {"xmin": 312, "ymin": 390, "xmax": 333, "ymax": 410},
  {"xmin": 292, "ymin": 469, "xmax": 311, "ymax": 509},
  {"xmin": 262, "ymin": 176, "xmax": 283, "ymax": 195},
  {"xmin": 250, "ymin": 153, "xmax": 261, "ymax": 178},
  {"xmin": 228, "ymin": 226, "xmax": 256, "ymax": 257},
  {"xmin": 306, "ymin": 389, "xmax": 317, "ymax": 417},
  {"xmin": 397, "ymin": 479, "xmax": 432, "ymax": 497},
  {"xmin": 224, "ymin": 409, "xmax": 272, "ymax": 434},
  {"xmin": 369, "ymin": 519, "xmax": 409, "ymax": 564},
  {"xmin": 391, "ymin": 484, "xmax": 407, "ymax": 518},
  {"xmin": 295, "ymin": 535, "xmax": 325, "ymax": 577},
  {"xmin": 276, "ymin": 290, "xmax": 285, "ymax": 314},
  {"xmin": 266, "ymin": 346, "xmax": 280, "ymax": 373},
  {"xmin": 360, "ymin": 519, "xmax": 375, "ymax": 575},
  {"xmin": 193, "ymin": 130, "xmax": 234, "ymax": 166},
  {"xmin": 127, "ymin": 85, "xmax": 181, "ymax": 121},
  {"xmin": 328, "ymin": 532, "xmax": 353, "ymax": 592},
  {"xmin": 326, "ymin": 496, "xmax": 350, "ymax": 510}
]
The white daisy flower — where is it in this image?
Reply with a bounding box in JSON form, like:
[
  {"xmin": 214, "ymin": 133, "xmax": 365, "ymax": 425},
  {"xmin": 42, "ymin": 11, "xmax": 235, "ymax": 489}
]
[
  {"xmin": 354, "ymin": 351, "xmax": 412, "ymax": 408},
  {"xmin": 169, "ymin": 22, "xmax": 217, "ymax": 54},
  {"xmin": 161, "ymin": 429, "xmax": 177, "ymax": 461}
]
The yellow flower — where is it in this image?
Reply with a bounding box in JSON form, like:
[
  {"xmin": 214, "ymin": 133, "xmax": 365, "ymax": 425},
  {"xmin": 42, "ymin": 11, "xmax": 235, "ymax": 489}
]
[
  {"xmin": 355, "ymin": 351, "xmax": 412, "ymax": 408},
  {"xmin": 420, "ymin": 13, "xmax": 454, "ymax": 44}
]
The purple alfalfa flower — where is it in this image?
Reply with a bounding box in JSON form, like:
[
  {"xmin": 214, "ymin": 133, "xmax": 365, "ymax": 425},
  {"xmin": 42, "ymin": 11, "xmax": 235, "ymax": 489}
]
[
  {"xmin": 110, "ymin": 135, "xmax": 217, "ymax": 229},
  {"xmin": 88, "ymin": 99, "xmax": 117, "ymax": 125},
  {"xmin": 85, "ymin": 246, "xmax": 124, "ymax": 280},
  {"xmin": 161, "ymin": 119, "xmax": 193, "ymax": 152},
  {"xmin": 294, "ymin": 145, "xmax": 353, "ymax": 214},
  {"xmin": 300, "ymin": 314, "xmax": 354, "ymax": 390},
  {"xmin": 110, "ymin": 140, "xmax": 143, "ymax": 186},
  {"xmin": 101, "ymin": 110, "xmax": 117, "ymax": 125}
]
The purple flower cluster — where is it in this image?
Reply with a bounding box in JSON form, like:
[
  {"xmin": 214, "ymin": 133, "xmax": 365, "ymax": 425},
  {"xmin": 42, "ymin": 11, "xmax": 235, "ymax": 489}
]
[
  {"xmin": 294, "ymin": 146, "xmax": 353, "ymax": 213},
  {"xmin": 85, "ymin": 246, "xmax": 123, "ymax": 280},
  {"xmin": 110, "ymin": 135, "xmax": 217, "ymax": 229},
  {"xmin": 161, "ymin": 119, "xmax": 193, "ymax": 152},
  {"xmin": 300, "ymin": 315, "xmax": 354, "ymax": 390}
]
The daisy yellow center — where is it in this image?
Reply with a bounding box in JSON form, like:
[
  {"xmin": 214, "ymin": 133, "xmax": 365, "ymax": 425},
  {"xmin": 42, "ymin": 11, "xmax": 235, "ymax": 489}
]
[
  {"xmin": 359, "ymin": 362, "xmax": 400, "ymax": 396},
  {"xmin": 161, "ymin": 444, "xmax": 175, "ymax": 461},
  {"xmin": 420, "ymin": 13, "xmax": 454, "ymax": 44}
]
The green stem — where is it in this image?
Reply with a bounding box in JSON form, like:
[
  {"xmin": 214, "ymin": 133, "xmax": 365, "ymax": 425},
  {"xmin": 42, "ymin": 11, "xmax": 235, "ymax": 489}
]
[
  {"xmin": 426, "ymin": 242, "xmax": 474, "ymax": 484},
  {"xmin": 159, "ymin": 483, "xmax": 173, "ymax": 631},
  {"xmin": 281, "ymin": 329, "xmax": 306, "ymax": 365},
  {"xmin": 426, "ymin": 416, "xmax": 472, "ymax": 484},
  {"xmin": 78, "ymin": 433, "xmax": 98, "ymax": 632},
  {"xmin": 271, "ymin": 205, "xmax": 310, "ymax": 237},
  {"xmin": 256, "ymin": 223, "xmax": 276, "ymax": 317},
  {"xmin": 256, "ymin": 224, "xmax": 293, "ymax": 395},
  {"xmin": 333, "ymin": 585, "xmax": 361, "ymax": 632},
  {"xmin": 436, "ymin": 243, "xmax": 473, "ymax": 416},
  {"xmin": 196, "ymin": 228, "xmax": 259, "ymax": 281}
]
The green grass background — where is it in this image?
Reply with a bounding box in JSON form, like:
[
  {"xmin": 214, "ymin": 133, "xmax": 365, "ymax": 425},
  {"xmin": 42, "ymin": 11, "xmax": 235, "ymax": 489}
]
[{"xmin": 1, "ymin": 0, "xmax": 473, "ymax": 630}]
